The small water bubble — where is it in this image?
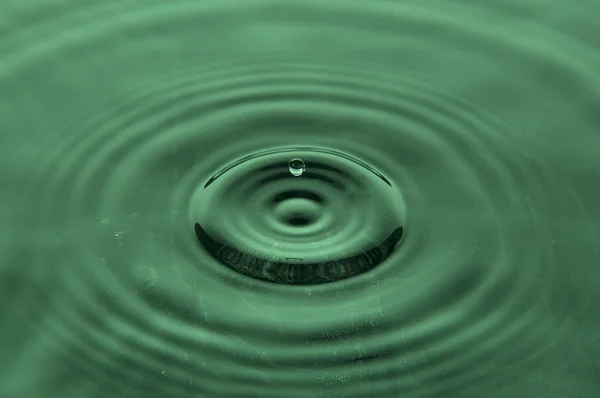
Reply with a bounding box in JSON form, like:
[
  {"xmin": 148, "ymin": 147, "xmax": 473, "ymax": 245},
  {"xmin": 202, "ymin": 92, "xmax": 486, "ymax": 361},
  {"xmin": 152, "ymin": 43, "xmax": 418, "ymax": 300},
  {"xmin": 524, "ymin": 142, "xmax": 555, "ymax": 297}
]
[
  {"xmin": 113, "ymin": 231, "xmax": 126, "ymax": 247},
  {"xmin": 288, "ymin": 158, "xmax": 305, "ymax": 177}
]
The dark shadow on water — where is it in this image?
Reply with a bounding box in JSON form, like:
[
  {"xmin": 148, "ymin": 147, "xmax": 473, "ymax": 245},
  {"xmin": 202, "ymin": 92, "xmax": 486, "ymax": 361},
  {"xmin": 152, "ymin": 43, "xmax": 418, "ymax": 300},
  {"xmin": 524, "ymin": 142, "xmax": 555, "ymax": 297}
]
[{"xmin": 194, "ymin": 223, "xmax": 404, "ymax": 285}]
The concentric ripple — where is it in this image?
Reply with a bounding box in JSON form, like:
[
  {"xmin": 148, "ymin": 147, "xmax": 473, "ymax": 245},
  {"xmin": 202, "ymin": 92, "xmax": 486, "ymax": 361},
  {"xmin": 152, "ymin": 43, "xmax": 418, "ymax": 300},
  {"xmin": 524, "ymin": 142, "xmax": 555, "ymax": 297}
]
[
  {"xmin": 191, "ymin": 147, "xmax": 404, "ymax": 285},
  {"xmin": 1, "ymin": 1, "xmax": 600, "ymax": 398}
]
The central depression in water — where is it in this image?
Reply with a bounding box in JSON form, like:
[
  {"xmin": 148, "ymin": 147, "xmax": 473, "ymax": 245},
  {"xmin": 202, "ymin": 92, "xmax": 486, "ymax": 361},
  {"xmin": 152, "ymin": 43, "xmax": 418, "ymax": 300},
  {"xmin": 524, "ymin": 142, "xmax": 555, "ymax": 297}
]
[{"xmin": 190, "ymin": 147, "xmax": 405, "ymax": 284}]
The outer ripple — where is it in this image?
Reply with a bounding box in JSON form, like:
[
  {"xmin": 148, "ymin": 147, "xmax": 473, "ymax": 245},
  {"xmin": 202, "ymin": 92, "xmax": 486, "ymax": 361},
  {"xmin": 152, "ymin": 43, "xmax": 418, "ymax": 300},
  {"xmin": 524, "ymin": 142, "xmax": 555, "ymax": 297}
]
[{"xmin": 1, "ymin": 1, "xmax": 599, "ymax": 398}]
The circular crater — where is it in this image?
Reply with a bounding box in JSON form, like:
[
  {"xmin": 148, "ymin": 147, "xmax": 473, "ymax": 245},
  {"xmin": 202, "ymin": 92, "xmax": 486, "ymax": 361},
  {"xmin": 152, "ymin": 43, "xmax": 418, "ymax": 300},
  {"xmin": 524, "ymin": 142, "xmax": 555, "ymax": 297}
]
[{"xmin": 190, "ymin": 147, "xmax": 406, "ymax": 285}]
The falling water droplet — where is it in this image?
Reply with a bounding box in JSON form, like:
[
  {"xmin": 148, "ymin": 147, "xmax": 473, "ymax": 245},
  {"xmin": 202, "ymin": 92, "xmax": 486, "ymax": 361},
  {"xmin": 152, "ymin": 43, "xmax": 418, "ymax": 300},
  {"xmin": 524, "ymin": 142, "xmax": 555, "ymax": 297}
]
[{"xmin": 288, "ymin": 158, "xmax": 305, "ymax": 177}]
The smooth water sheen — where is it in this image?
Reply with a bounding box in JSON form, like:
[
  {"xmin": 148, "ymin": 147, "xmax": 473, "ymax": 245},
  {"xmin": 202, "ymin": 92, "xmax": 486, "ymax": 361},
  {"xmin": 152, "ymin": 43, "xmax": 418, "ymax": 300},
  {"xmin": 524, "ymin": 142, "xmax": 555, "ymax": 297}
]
[{"xmin": 1, "ymin": 1, "xmax": 600, "ymax": 397}]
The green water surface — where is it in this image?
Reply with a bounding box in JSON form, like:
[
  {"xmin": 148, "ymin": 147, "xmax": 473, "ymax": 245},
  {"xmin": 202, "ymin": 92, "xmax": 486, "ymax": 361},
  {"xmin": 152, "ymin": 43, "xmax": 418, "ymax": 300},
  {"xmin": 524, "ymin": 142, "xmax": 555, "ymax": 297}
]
[{"xmin": 1, "ymin": 0, "xmax": 599, "ymax": 397}]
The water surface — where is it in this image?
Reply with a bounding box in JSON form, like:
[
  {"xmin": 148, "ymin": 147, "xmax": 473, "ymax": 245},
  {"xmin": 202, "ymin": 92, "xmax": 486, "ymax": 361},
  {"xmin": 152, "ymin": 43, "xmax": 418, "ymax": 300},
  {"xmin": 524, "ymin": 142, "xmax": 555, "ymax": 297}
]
[{"xmin": 1, "ymin": 0, "xmax": 600, "ymax": 397}]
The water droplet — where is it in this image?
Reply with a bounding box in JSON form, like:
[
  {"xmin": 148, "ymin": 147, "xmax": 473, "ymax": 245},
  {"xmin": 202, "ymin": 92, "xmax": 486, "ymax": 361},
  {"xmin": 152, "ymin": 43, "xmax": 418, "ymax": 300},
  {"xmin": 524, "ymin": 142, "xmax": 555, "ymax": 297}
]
[{"xmin": 288, "ymin": 158, "xmax": 305, "ymax": 177}]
